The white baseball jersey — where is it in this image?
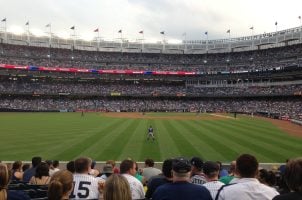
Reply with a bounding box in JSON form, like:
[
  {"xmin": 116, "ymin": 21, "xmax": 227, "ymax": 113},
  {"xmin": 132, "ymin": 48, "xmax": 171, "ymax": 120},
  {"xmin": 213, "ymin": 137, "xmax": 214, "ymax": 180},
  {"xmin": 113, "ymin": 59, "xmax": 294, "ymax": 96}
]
[{"xmin": 70, "ymin": 174, "xmax": 100, "ymax": 200}]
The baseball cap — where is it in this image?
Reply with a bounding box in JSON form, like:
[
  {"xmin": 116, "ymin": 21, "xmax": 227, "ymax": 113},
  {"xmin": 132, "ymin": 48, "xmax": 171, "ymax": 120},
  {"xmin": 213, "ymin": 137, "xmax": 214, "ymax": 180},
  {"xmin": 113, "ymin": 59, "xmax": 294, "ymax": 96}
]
[
  {"xmin": 190, "ymin": 157, "xmax": 204, "ymax": 170},
  {"xmin": 172, "ymin": 157, "xmax": 191, "ymax": 173},
  {"xmin": 102, "ymin": 164, "xmax": 113, "ymax": 174},
  {"xmin": 203, "ymin": 161, "xmax": 220, "ymax": 176}
]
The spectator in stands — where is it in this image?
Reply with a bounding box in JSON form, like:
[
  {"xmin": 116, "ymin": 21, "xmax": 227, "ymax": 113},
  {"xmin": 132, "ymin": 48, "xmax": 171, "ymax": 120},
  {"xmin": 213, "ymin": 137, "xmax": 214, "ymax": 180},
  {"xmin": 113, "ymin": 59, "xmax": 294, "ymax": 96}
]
[
  {"xmin": 23, "ymin": 156, "xmax": 42, "ymax": 182},
  {"xmin": 66, "ymin": 160, "xmax": 75, "ymax": 174},
  {"xmin": 145, "ymin": 158, "xmax": 173, "ymax": 199},
  {"xmin": 49, "ymin": 160, "xmax": 60, "ymax": 176},
  {"xmin": 217, "ymin": 161, "xmax": 228, "ymax": 178},
  {"xmin": 10, "ymin": 160, "xmax": 23, "ymax": 181},
  {"xmin": 219, "ymin": 160, "xmax": 236, "ymax": 184},
  {"xmin": 29, "ymin": 162, "xmax": 51, "ymax": 185},
  {"xmin": 106, "ymin": 160, "xmax": 120, "ymax": 174},
  {"xmin": 258, "ymin": 169, "xmax": 277, "ymax": 189},
  {"xmin": 203, "ymin": 161, "xmax": 225, "ymax": 200},
  {"xmin": 70, "ymin": 157, "xmax": 102, "ymax": 199},
  {"xmin": 0, "ymin": 163, "xmax": 30, "ymax": 200},
  {"xmin": 190, "ymin": 156, "xmax": 207, "ymax": 185},
  {"xmin": 103, "ymin": 174, "xmax": 132, "ymax": 200},
  {"xmin": 217, "ymin": 154, "xmax": 279, "ymax": 200},
  {"xmin": 120, "ymin": 159, "xmax": 145, "ymax": 200},
  {"xmin": 89, "ymin": 160, "xmax": 100, "ymax": 177},
  {"xmin": 152, "ymin": 157, "xmax": 212, "ymax": 200},
  {"xmin": 99, "ymin": 164, "xmax": 113, "ymax": 180},
  {"xmin": 273, "ymin": 157, "xmax": 302, "ymax": 200},
  {"xmin": 134, "ymin": 161, "xmax": 146, "ymax": 185},
  {"xmin": 22, "ymin": 164, "xmax": 30, "ymax": 173},
  {"xmin": 48, "ymin": 170, "xmax": 73, "ymax": 200},
  {"xmin": 142, "ymin": 158, "xmax": 162, "ymax": 182}
]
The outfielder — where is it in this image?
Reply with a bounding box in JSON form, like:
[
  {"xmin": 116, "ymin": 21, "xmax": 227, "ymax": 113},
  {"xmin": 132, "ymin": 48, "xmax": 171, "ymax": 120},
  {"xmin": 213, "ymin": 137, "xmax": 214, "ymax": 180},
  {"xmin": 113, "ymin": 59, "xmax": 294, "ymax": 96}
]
[{"xmin": 147, "ymin": 125, "xmax": 155, "ymax": 141}]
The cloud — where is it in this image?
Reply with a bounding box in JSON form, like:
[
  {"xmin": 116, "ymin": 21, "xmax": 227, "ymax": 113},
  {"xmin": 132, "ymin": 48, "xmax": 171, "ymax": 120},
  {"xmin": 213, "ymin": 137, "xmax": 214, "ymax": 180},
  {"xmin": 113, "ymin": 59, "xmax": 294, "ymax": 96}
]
[{"xmin": 1, "ymin": 0, "xmax": 302, "ymax": 41}]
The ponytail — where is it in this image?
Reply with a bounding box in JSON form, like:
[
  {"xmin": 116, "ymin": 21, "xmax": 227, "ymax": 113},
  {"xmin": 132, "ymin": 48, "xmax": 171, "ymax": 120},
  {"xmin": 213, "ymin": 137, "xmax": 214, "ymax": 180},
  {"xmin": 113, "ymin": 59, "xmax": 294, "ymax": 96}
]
[{"xmin": 48, "ymin": 180, "xmax": 63, "ymax": 200}]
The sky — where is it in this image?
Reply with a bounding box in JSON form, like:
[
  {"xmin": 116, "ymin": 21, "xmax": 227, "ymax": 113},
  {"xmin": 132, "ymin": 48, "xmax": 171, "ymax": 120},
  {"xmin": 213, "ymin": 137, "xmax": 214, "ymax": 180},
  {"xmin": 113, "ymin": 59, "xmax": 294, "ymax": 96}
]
[{"xmin": 0, "ymin": 0, "xmax": 302, "ymax": 43}]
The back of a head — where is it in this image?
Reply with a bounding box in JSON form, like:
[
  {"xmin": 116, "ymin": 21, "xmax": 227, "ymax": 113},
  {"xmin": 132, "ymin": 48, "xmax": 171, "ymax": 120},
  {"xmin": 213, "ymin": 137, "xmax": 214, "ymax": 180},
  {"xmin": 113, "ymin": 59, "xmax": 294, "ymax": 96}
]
[
  {"xmin": 236, "ymin": 154, "xmax": 258, "ymax": 178},
  {"xmin": 35, "ymin": 162, "xmax": 50, "ymax": 178},
  {"xmin": 48, "ymin": 170, "xmax": 73, "ymax": 200},
  {"xmin": 66, "ymin": 161, "xmax": 75, "ymax": 173},
  {"xmin": 75, "ymin": 157, "xmax": 90, "ymax": 173},
  {"xmin": 12, "ymin": 160, "xmax": 22, "ymax": 170},
  {"xmin": 53, "ymin": 160, "xmax": 59, "ymax": 168},
  {"xmin": 162, "ymin": 159, "xmax": 173, "ymax": 178},
  {"xmin": 203, "ymin": 161, "xmax": 220, "ymax": 178},
  {"xmin": 120, "ymin": 160, "xmax": 134, "ymax": 174},
  {"xmin": 32, "ymin": 156, "xmax": 42, "ymax": 168},
  {"xmin": 0, "ymin": 164, "xmax": 9, "ymax": 199},
  {"xmin": 91, "ymin": 160, "xmax": 96, "ymax": 169},
  {"xmin": 106, "ymin": 160, "xmax": 116, "ymax": 167},
  {"xmin": 284, "ymin": 157, "xmax": 302, "ymax": 192},
  {"xmin": 145, "ymin": 158, "xmax": 154, "ymax": 167},
  {"xmin": 103, "ymin": 174, "xmax": 131, "ymax": 200},
  {"xmin": 172, "ymin": 157, "xmax": 191, "ymax": 178}
]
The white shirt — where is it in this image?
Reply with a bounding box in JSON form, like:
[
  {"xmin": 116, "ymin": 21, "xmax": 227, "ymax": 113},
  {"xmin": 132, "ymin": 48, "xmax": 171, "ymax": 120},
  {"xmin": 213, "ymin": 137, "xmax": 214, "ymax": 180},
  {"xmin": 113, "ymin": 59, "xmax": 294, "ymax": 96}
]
[
  {"xmin": 122, "ymin": 174, "xmax": 145, "ymax": 200},
  {"xmin": 217, "ymin": 178, "xmax": 279, "ymax": 200},
  {"xmin": 203, "ymin": 180, "xmax": 225, "ymax": 200},
  {"xmin": 71, "ymin": 174, "xmax": 101, "ymax": 200},
  {"xmin": 49, "ymin": 168, "xmax": 60, "ymax": 176},
  {"xmin": 142, "ymin": 167, "xmax": 162, "ymax": 181}
]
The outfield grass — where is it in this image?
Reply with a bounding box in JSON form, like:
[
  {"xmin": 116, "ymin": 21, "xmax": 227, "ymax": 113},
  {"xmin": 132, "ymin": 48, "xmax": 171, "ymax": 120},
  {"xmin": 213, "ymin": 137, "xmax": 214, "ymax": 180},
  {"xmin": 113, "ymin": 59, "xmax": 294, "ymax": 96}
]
[{"xmin": 0, "ymin": 112, "xmax": 301, "ymax": 162}]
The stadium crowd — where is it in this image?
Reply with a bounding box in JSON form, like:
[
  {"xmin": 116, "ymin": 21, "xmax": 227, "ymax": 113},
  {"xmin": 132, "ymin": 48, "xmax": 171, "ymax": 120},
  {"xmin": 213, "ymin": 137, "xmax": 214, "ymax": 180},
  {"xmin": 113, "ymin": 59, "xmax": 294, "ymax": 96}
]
[
  {"xmin": 0, "ymin": 98, "xmax": 301, "ymax": 120},
  {"xmin": 0, "ymin": 155, "xmax": 301, "ymax": 200},
  {"xmin": 1, "ymin": 42, "xmax": 302, "ymax": 73},
  {"xmin": 0, "ymin": 80, "xmax": 301, "ymax": 97}
]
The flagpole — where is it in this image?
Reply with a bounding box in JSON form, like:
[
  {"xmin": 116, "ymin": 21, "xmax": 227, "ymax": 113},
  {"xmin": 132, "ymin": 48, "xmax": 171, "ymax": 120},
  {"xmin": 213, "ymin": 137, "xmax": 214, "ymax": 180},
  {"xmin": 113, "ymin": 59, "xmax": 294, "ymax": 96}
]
[
  {"xmin": 228, "ymin": 30, "xmax": 231, "ymax": 52},
  {"xmin": 4, "ymin": 19, "xmax": 7, "ymax": 42},
  {"xmin": 299, "ymin": 16, "xmax": 302, "ymax": 42},
  {"xmin": 183, "ymin": 32, "xmax": 187, "ymax": 52},
  {"xmin": 142, "ymin": 31, "xmax": 144, "ymax": 51},
  {"xmin": 250, "ymin": 26, "xmax": 254, "ymax": 50},
  {"xmin": 26, "ymin": 22, "xmax": 30, "ymax": 44},
  {"xmin": 206, "ymin": 32, "xmax": 208, "ymax": 53}
]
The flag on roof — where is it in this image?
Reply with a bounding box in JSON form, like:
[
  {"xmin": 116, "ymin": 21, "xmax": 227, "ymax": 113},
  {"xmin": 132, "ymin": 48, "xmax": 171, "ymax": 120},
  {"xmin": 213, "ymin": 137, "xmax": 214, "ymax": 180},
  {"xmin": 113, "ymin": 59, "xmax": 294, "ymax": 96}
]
[
  {"xmin": 118, "ymin": 29, "xmax": 122, "ymax": 33},
  {"xmin": 205, "ymin": 31, "xmax": 208, "ymax": 35},
  {"xmin": 1, "ymin": 18, "xmax": 6, "ymax": 22},
  {"xmin": 25, "ymin": 21, "xmax": 29, "ymax": 26},
  {"xmin": 139, "ymin": 30, "xmax": 143, "ymax": 34},
  {"xmin": 70, "ymin": 26, "xmax": 75, "ymax": 30},
  {"xmin": 45, "ymin": 23, "xmax": 51, "ymax": 27},
  {"xmin": 226, "ymin": 29, "xmax": 230, "ymax": 33},
  {"xmin": 94, "ymin": 28, "xmax": 99, "ymax": 32},
  {"xmin": 160, "ymin": 31, "xmax": 165, "ymax": 35}
]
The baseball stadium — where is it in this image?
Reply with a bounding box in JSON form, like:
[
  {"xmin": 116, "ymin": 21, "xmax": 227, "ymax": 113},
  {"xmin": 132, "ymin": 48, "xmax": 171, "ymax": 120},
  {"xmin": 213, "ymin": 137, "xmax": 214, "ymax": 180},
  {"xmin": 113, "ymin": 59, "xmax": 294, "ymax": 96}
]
[{"xmin": 1, "ymin": 12, "xmax": 302, "ymax": 199}]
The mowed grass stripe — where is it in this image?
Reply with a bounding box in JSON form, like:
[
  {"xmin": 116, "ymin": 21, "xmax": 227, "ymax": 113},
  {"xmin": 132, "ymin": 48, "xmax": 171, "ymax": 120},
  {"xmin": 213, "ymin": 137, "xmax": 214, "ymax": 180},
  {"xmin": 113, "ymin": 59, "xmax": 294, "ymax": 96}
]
[
  {"xmin": 227, "ymin": 119, "xmax": 302, "ymax": 152},
  {"xmin": 154, "ymin": 120, "xmax": 181, "ymax": 161},
  {"xmin": 215, "ymin": 119, "xmax": 302, "ymax": 159},
  {"xmin": 190, "ymin": 120, "xmax": 241, "ymax": 161},
  {"xmin": 53, "ymin": 118, "xmax": 127, "ymax": 160},
  {"xmin": 162, "ymin": 120, "xmax": 201, "ymax": 158},
  {"xmin": 98, "ymin": 119, "xmax": 141, "ymax": 161},
  {"xmin": 117, "ymin": 119, "xmax": 148, "ymax": 161},
  {"xmin": 231, "ymin": 117, "xmax": 302, "ymax": 146},
  {"xmin": 177, "ymin": 120, "xmax": 226, "ymax": 161},
  {"xmin": 209, "ymin": 120, "xmax": 287, "ymax": 162}
]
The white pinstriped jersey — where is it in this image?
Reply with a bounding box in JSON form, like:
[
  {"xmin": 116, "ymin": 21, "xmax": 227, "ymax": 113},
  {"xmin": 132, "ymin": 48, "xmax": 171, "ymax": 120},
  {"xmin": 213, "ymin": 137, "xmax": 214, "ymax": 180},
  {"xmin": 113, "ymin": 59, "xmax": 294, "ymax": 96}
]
[
  {"xmin": 203, "ymin": 180, "xmax": 225, "ymax": 200},
  {"xmin": 70, "ymin": 174, "xmax": 101, "ymax": 200}
]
